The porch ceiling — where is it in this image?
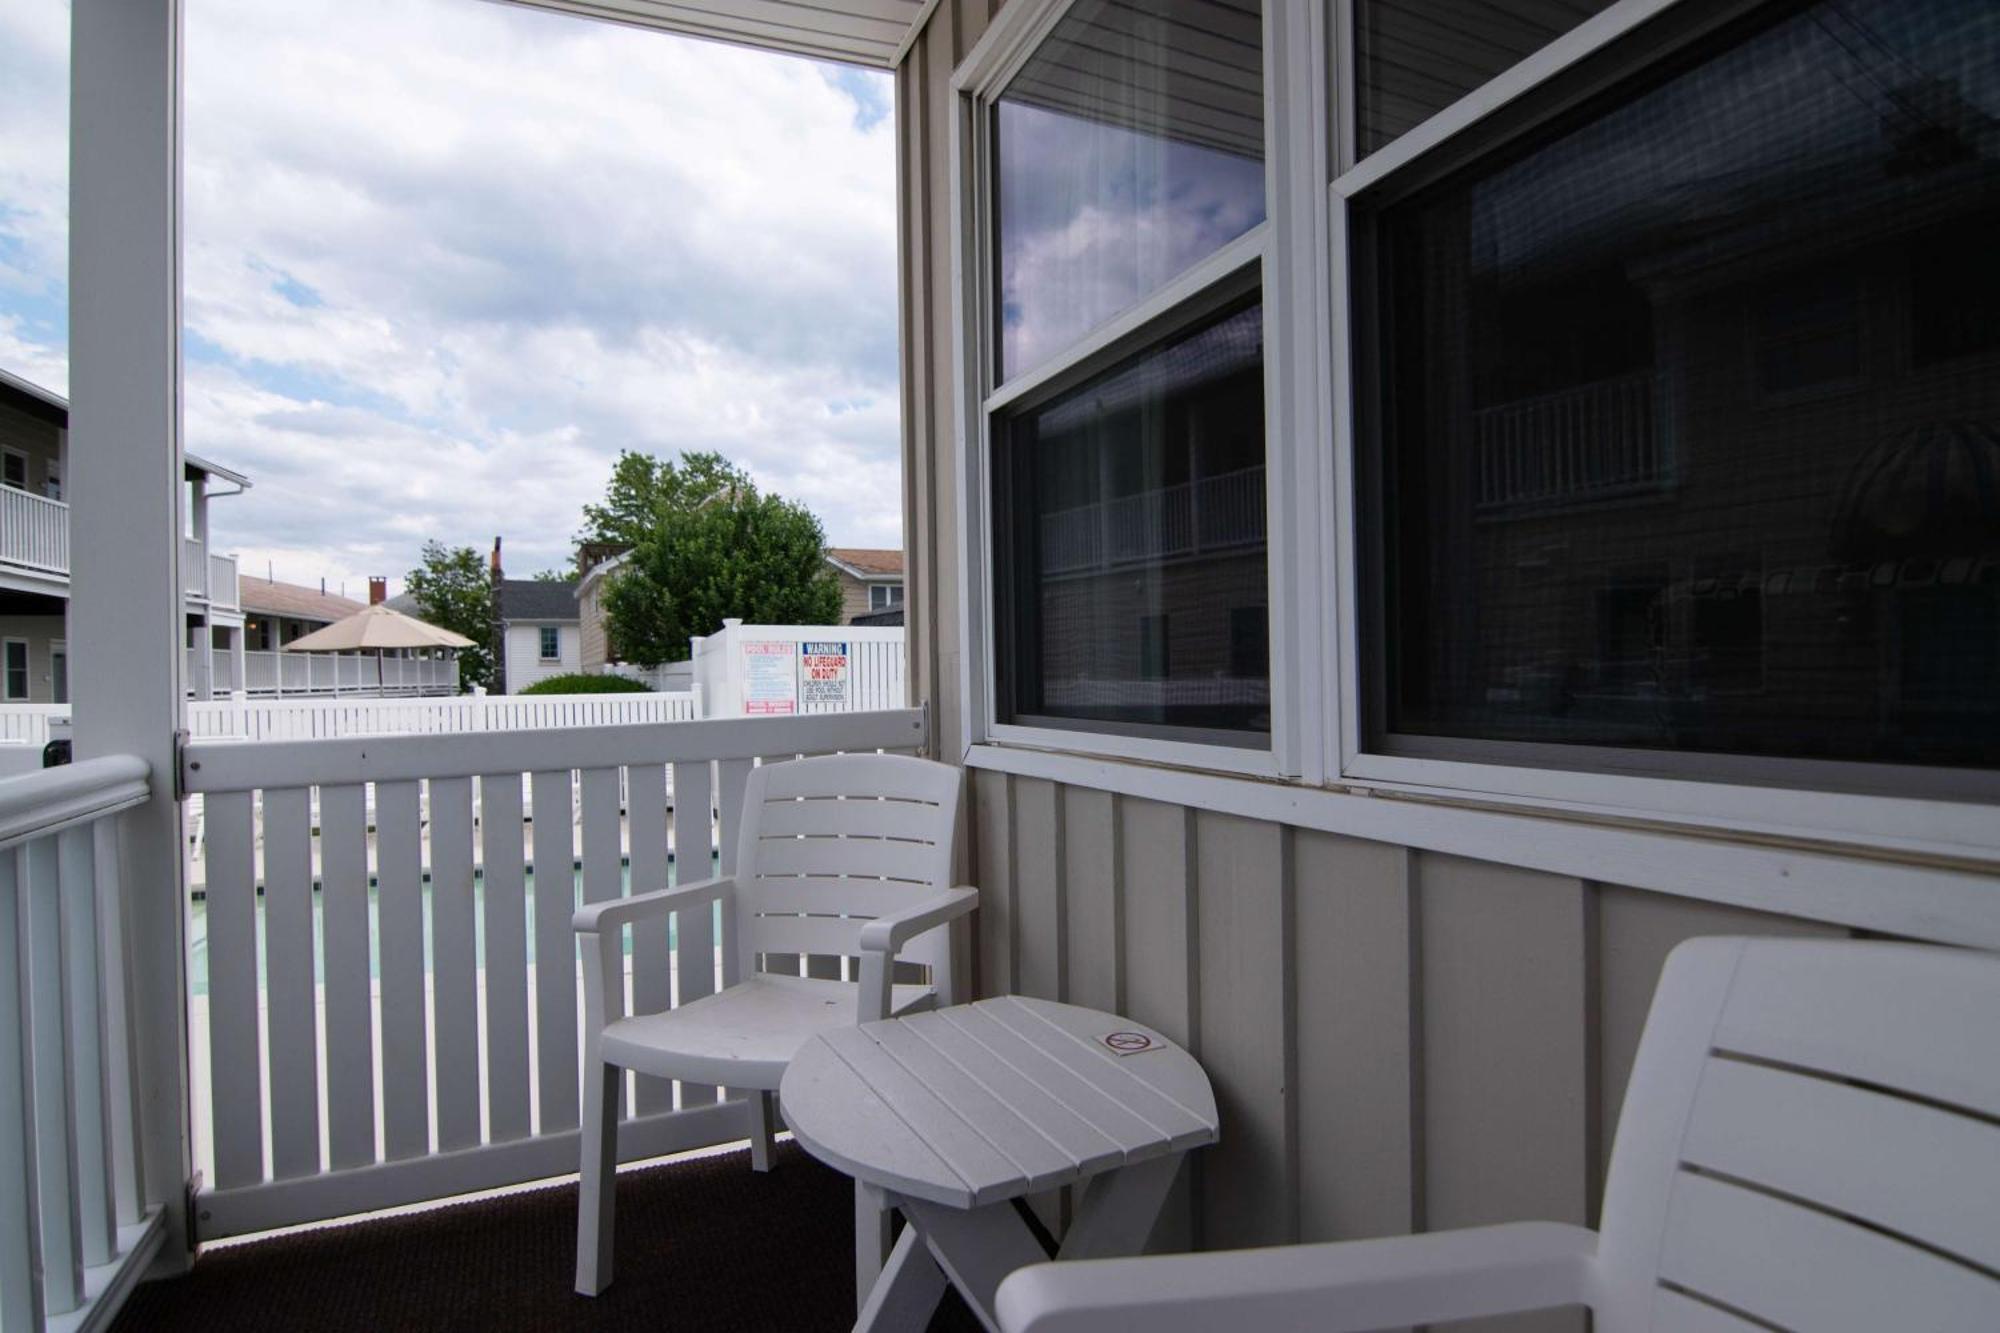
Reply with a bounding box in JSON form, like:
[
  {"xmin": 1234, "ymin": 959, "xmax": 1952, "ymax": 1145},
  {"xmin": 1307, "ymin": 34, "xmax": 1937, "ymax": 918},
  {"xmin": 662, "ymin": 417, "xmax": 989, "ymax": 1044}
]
[{"xmin": 497, "ymin": 0, "xmax": 936, "ymax": 68}]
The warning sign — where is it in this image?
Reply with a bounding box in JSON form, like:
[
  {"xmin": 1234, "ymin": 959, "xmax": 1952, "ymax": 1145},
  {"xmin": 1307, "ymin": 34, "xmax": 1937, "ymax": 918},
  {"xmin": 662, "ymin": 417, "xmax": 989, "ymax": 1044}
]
[
  {"xmin": 742, "ymin": 640, "xmax": 798, "ymax": 715},
  {"xmin": 800, "ymin": 641, "xmax": 850, "ymax": 710}
]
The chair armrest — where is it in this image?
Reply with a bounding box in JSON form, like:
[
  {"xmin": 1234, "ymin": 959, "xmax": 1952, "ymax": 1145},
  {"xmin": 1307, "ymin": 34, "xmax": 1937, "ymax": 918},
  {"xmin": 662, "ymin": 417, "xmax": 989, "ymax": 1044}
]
[
  {"xmin": 994, "ymin": 1221, "xmax": 1599, "ymax": 1333},
  {"xmin": 855, "ymin": 886, "xmax": 978, "ymax": 1023},
  {"xmin": 857, "ymin": 885, "xmax": 979, "ymax": 956},
  {"xmin": 573, "ymin": 875, "xmax": 733, "ymax": 935}
]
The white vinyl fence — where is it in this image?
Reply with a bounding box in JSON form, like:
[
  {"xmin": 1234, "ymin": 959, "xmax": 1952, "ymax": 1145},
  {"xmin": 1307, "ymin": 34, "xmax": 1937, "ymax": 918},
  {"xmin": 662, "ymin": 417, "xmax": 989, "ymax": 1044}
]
[
  {"xmin": 0, "ymin": 692, "xmax": 702, "ymax": 750},
  {"xmin": 689, "ymin": 620, "xmax": 905, "ymax": 718}
]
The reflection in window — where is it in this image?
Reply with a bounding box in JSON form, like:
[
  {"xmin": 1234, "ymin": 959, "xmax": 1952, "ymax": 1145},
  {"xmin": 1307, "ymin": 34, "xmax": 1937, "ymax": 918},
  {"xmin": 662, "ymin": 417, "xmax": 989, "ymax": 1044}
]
[
  {"xmin": 996, "ymin": 299, "xmax": 1268, "ymax": 741},
  {"xmin": 994, "ymin": 0, "xmax": 1264, "ymax": 382},
  {"xmin": 1362, "ymin": 0, "xmax": 2000, "ymax": 785},
  {"xmin": 1357, "ymin": 0, "xmax": 1615, "ymax": 155}
]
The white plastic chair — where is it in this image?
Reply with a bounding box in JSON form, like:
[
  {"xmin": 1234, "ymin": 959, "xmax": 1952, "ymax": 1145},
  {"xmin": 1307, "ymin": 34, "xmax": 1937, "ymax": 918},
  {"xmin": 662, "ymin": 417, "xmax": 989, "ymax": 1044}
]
[
  {"xmin": 996, "ymin": 936, "xmax": 2000, "ymax": 1332},
  {"xmin": 571, "ymin": 752, "xmax": 974, "ymax": 1298}
]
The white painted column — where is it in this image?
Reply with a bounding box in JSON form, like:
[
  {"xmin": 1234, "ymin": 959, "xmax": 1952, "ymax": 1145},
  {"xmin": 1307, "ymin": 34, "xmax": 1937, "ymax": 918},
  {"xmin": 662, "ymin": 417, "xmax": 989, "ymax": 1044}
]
[
  {"xmin": 67, "ymin": 0, "xmax": 192, "ymax": 1269},
  {"xmin": 228, "ymin": 625, "xmax": 246, "ymax": 695}
]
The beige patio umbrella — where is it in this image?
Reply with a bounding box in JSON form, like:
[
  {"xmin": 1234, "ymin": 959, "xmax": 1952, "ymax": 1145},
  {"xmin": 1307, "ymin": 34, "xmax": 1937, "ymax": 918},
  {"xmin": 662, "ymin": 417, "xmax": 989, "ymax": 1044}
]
[{"xmin": 281, "ymin": 603, "xmax": 476, "ymax": 691}]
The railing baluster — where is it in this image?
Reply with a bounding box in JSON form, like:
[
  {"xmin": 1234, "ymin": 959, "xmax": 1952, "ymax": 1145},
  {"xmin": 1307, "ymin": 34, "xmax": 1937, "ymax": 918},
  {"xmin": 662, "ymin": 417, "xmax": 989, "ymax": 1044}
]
[
  {"xmin": 670, "ymin": 760, "xmax": 716, "ymax": 1107},
  {"xmin": 203, "ymin": 792, "xmax": 263, "ymax": 1189},
  {"xmin": 25, "ymin": 838, "xmax": 82, "ymax": 1314},
  {"xmin": 430, "ymin": 777, "xmax": 480, "ymax": 1152},
  {"xmin": 714, "ymin": 758, "xmax": 752, "ymax": 993},
  {"xmin": 91, "ymin": 817, "xmax": 143, "ymax": 1228},
  {"xmin": 1, "ymin": 846, "xmax": 47, "ymax": 1333},
  {"xmin": 578, "ymin": 768, "xmax": 623, "ymax": 1117},
  {"xmin": 57, "ymin": 826, "xmax": 115, "ymax": 1265},
  {"xmin": 263, "ymin": 787, "xmax": 321, "ymax": 1180},
  {"xmin": 377, "ymin": 780, "xmax": 429, "ymax": 1160},
  {"xmin": 478, "ymin": 774, "xmax": 531, "ymax": 1143},
  {"xmin": 530, "ymin": 770, "xmax": 579, "ymax": 1133},
  {"xmin": 318, "ymin": 784, "xmax": 375, "ymax": 1170},
  {"xmin": 626, "ymin": 763, "xmax": 673, "ymax": 1115}
]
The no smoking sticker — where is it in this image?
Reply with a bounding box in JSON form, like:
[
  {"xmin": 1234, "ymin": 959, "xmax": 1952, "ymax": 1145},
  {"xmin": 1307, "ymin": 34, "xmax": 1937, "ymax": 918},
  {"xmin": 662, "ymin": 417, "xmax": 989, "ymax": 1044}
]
[{"xmin": 1100, "ymin": 1030, "xmax": 1157, "ymax": 1057}]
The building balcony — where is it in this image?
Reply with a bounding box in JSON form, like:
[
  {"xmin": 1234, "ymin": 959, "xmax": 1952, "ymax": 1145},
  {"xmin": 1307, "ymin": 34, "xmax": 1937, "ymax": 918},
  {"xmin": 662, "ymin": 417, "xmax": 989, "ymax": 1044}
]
[{"xmin": 0, "ymin": 485, "xmax": 242, "ymax": 614}]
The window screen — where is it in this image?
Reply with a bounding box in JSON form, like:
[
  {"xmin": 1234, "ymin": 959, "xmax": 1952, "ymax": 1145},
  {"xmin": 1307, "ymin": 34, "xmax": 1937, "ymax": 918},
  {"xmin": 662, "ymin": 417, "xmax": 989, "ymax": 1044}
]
[
  {"xmin": 996, "ymin": 297, "xmax": 1270, "ymax": 741},
  {"xmin": 1360, "ymin": 0, "xmax": 2000, "ymax": 787}
]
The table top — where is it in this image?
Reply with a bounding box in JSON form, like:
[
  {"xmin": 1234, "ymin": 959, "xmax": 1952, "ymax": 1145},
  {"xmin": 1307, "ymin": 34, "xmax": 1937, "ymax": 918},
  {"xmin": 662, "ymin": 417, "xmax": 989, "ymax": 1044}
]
[{"xmin": 780, "ymin": 996, "xmax": 1218, "ymax": 1211}]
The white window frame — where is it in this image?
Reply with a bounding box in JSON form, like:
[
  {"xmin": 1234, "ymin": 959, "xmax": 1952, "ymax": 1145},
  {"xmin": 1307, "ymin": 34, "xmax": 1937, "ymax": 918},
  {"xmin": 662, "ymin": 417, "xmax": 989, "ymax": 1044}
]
[
  {"xmin": 949, "ymin": 0, "xmax": 2000, "ymax": 869},
  {"xmin": 50, "ymin": 639, "xmax": 67, "ymax": 705},
  {"xmin": 1, "ymin": 447, "xmax": 29, "ymax": 493},
  {"xmin": 2, "ymin": 638, "xmax": 30, "ymax": 701},
  {"xmin": 950, "ymin": 0, "xmax": 1333, "ymax": 781},
  {"xmin": 1323, "ymin": 0, "xmax": 2000, "ymax": 861},
  {"xmin": 538, "ymin": 625, "xmax": 562, "ymax": 661},
  {"xmin": 870, "ymin": 582, "xmax": 904, "ymax": 612}
]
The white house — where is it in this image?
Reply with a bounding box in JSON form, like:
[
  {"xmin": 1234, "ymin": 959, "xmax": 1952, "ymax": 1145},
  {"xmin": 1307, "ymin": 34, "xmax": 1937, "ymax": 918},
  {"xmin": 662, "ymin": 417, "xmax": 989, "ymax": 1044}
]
[
  {"xmin": 495, "ymin": 576, "xmax": 581, "ymax": 692},
  {"xmin": 24, "ymin": 2, "xmax": 1998, "ymax": 1330}
]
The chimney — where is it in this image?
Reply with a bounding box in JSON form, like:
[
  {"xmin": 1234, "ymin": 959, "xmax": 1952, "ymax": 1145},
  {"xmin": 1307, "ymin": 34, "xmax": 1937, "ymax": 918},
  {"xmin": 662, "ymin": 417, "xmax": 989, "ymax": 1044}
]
[
  {"xmin": 369, "ymin": 576, "xmax": 387, "ymax": 605},
  {"xmin": 490, "ymin": 536, "xmax": 503, "ymax": 582}
]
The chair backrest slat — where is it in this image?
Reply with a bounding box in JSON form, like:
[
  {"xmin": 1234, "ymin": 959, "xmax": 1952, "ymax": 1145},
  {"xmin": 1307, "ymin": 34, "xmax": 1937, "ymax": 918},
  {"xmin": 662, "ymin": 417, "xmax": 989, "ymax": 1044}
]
[
  {"xmin": 1596, "ymin": 939, "xmax": 2000, "ymax": 1331},
  {"xmin": 730, "ymin": 753, "xmax": 963, "ymax": 979}
]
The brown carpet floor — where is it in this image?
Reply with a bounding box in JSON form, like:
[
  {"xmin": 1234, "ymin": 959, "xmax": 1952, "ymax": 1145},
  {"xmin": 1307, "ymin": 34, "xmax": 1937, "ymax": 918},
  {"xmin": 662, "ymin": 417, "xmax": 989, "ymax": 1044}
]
[{"xmin": 113, "ymin": 1142, "xmax": 986, "ymax": 1332}]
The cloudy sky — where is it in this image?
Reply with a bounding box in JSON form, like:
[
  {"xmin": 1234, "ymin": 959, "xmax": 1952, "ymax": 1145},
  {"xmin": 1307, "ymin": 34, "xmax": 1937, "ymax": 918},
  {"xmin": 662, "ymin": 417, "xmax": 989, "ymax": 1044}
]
[{"xmin": 0, "ymin": 0, "xmax": 900, "ymax": 597}]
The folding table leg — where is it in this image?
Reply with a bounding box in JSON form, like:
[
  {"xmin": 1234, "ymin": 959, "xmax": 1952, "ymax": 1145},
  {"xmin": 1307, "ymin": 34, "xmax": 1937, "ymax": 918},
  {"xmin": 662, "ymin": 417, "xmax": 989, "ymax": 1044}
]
[
  {"xmin": 855, "ymin": 1220, "xmax": 949, "ymax": 1333},
  {"xmin": 901, "ymin": 1197, "xmax": 1050, "ymax": 1333},
  {"xmin": 1056, "ymin": 1153, "xmax": 1184, "ymax": 1261}
]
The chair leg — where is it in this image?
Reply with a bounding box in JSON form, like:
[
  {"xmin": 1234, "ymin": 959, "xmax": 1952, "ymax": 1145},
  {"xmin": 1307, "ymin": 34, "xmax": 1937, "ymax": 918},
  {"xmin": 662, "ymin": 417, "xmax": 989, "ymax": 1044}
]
[
  {"xmin": 855, "ymin": 1180, "xmax": 892, "ymax": 1313},
  {"xmin": 748, "ymin": 1090, "xmax": 777, "ymax": 1172},
  {"xmin": 575, "ymin": 1062, "xmax": 622, "ymax": 1296}
]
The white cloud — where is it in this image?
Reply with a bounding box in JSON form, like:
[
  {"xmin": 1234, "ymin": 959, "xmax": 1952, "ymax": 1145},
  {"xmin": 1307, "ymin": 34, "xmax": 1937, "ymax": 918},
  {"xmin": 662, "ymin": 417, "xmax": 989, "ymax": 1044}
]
[{"xmin": 0, "ymin": 0, "xmax": 902, "ymax": 598}]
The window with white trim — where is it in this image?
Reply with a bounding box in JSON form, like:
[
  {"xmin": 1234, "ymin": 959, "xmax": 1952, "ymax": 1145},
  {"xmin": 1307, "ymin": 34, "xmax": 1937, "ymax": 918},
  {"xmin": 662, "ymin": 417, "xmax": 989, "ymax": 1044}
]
[
  {"xmin": 869, "ymin": 582, "xmax": 904, "ymax": 611},
  {"xmin": 975, "ymin": 0, "xmax": 1273, "ymax": 748},
  {"xmin": 539, "ymin": 625, "xmax": 561, "ymax": 661},
  {"xmin": 1345, "ymin": 0, "xmax": 2000, "ymax": 798},
  {"xmin": 3, "ymin": 640, "xmax": 28, "ymax": 701}
]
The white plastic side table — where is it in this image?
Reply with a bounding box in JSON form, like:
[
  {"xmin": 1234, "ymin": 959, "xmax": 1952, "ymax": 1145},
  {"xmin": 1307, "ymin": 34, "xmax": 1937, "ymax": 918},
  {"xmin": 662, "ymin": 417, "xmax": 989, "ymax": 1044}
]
[{"xmin": 781, "ymin": 995, "xmax": 1219, "ymax": 1332}]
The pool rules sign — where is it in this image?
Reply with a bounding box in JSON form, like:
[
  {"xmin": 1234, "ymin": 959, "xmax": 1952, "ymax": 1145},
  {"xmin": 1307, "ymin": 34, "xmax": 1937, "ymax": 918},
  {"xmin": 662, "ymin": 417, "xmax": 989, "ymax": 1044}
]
[{"xmin": 800, "ymin": 641, "xmax": 850, "ymax": 711}]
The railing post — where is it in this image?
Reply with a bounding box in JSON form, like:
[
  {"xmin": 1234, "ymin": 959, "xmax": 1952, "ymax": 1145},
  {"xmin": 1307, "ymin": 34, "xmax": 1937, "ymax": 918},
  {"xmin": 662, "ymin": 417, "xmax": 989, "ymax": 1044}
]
[{"xmin": 68, "ymin": 0, "xmax": 192, "ymax": 1271}]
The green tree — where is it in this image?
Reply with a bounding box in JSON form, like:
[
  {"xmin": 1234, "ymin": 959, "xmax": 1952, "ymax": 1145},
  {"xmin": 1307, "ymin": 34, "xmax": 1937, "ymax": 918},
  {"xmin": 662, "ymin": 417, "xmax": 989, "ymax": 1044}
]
[
  {"xmin": 603, "ymin": 472, "xmax": 842, "ymax": 667},
  {"xmin": 531, "ymin": 568, "xmax": 572, "ymax": 582},
  {"xmin": 576, "ymin": 450, "xmax": 749, "ymax": 551},
  {"xmin": 405, "ymin": 541, "xmax": 496, "ymax": 692}
]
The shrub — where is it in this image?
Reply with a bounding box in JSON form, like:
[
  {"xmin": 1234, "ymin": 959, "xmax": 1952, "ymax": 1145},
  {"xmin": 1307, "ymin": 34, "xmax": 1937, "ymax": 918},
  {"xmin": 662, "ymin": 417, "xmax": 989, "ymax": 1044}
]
[{"xmin": 517, "ymin": 673, "xmax": 651, "ymax": 695}]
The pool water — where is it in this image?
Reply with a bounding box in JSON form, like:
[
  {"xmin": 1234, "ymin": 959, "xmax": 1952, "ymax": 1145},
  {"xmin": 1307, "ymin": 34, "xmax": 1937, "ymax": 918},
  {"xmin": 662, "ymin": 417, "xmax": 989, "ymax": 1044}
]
[{"xmin": 186, "ymin": 856, "xmax": 722, "ymax": 997}]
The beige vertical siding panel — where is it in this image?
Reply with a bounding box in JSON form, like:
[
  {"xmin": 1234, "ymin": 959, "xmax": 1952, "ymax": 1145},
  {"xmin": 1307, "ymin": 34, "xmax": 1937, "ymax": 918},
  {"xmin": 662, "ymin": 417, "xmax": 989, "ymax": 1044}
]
[
  {"xmin": 1117, "ymin": 799, "xmax": 1197, "ymax": 1049},
  {"xmin": 1418, "ymin": 854, "xmax": 1593, "ymax": 1333},
  {"xmin": 1294, "ymin": 832, "xmax": 1419, "ymax": 1243},
  {"xmin": 1012, "ymin": 777, "xmax": 1065, "ymax": 1001},
  {"xmin": 1194, "ymin": 811, "xmax": 1295, "ymax": 1248},
  {"xmin": 1595, "ymin": 884, "xmax": 1845, "ymax": 1209},
  {"xmin": 1061, "ymin": 787, "xmax": 1122, "ymax": 1014},
  {"xmin": 1118, "ymin": 797, "xmax": 1198, "ymax": 1252},
  {"xmin": 971, "ymin": 768, "xmax": 1016, "ymax": 997}
]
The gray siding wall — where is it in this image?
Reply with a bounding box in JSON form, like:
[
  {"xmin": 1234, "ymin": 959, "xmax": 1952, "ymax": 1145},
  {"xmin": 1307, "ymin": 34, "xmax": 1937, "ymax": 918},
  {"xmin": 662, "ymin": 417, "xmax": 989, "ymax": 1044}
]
[
  {"xmin": 970, "ymin": 773, "xmax": 1847, "ymax": 1252},
  {"xmin": 897, "ymin": 9, "xmax": 1986, "ymax": 1329}
]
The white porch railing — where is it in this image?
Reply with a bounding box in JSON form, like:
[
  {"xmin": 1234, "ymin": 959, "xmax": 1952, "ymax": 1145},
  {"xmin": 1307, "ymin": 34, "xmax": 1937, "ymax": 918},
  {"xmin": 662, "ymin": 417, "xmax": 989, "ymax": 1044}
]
[
  {"xmin": 208, "ymin": 552, "xmax": 239, "ymax": 611},
  {"xmin": 181, "ymin": 536, "xmax": 207, "ymax": 601},
  {"xmin": 177, "ymin": 706, "xmax": 927, "ymax": 1238},
  {"xmin": 0, "ymin": 757, "xmax": 164, "ymax": 1333},
  {"xmin": 1473, "ymin": 371, "xmax": 1672, "ymax": 512},
  {"xmin": 237, "ymin": 650, "xmax": 460, "ymax": 697},
  {"xmin": 0, "ymin": 487, "xmax": 69, "ymax": 578},
  {"xmin": 1040, "ymin": 465, "xmax": 1268, "ymax": 575}
]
